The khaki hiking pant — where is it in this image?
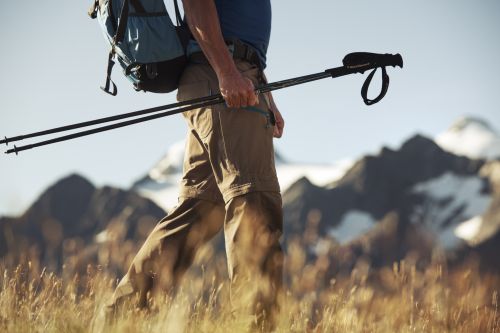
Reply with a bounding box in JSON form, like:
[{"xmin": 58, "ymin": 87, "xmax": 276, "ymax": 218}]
[{"xmin": 108, "ymin": 59, "xmax": 283, "ymax": 327}]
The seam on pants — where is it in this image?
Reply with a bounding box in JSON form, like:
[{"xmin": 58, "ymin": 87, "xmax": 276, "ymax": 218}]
[
  {"xmin": 221, "ymin": 182, "xmax": 281, "ymax": 203},
  {"xmin": 179, "ymin": 187, "xmax": 224, "ymax": 204},
  {"xmin": 216, "ymin": 109, "xmax": 237, "ymax": 174}
]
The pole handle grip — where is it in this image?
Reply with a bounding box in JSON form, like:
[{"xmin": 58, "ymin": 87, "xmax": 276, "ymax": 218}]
[{"xmin": 343, "ymin": 52, "xmax": 403, "ymax": 69}]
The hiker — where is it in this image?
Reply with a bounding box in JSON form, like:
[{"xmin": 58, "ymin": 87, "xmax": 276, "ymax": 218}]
[{"xmin": 106, "ymin": 0, "xmax": 285, "ymax": 329}]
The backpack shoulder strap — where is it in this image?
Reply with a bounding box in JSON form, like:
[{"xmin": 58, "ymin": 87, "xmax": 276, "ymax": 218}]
[
  {"xmin": 114, "ymin": 0, "xmax": 149, "ymax": 43},
  {"xmin": 173, "ymin": 0, "xmax": 184, "ymax": 26},
  {"xmin": 114, "ymin": 0, "xmax": 130, "ymax": 44}
]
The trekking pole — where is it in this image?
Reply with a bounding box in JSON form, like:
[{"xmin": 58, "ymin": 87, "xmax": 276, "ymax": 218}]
[{"xmin": 3, "ymin": 52, "xmax": 403, "ymax": 155}]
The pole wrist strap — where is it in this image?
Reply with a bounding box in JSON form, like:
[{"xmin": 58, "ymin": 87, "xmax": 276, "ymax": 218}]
[{"xmin": 361, "ymin": 66, "xmax": 389, "ymax": 106}]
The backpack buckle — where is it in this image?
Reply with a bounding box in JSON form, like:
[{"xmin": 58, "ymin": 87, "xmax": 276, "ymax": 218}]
[{"xmin": 88, "ymin": 0, "xmax": 99, "ymax": 19}]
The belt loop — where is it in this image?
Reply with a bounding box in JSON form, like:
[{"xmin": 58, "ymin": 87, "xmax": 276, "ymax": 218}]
[
  {"xmin": 228, "ymin": 43, "xmax": 235, "ymax": 57},
  {"xmin": 225, "ymin": 38, "xmax": 236, "ymax": 58}
]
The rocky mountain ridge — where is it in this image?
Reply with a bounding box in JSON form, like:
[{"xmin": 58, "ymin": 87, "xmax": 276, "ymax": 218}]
[
  {"xmin": 0, "ymin": 174, "xmax": 166, "ymax": 274},
  {"xmin": 1, "ymin": 117, "xmax": 499, "ymax": 275}
]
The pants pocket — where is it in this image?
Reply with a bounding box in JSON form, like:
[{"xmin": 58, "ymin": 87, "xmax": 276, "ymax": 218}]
[{"xmin": 177, "ymin": 80, "xmax": 214, "ymax": 139}]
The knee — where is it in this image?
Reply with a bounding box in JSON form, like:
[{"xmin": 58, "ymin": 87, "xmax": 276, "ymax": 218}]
[
  {"xmin": 225, "ymin": 191, "xmax": 283, "ymax": 266},
  {"xmin": 226, "ymin": 191, "xmax": 282, "ymax": 228}
]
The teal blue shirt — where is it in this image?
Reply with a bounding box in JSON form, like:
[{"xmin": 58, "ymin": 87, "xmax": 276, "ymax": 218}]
[{"xmin": 187, "ymin": 0, "xmax": 272, "ymax": 68}]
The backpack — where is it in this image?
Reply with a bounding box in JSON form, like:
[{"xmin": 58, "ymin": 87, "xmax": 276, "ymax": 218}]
[{"xmin": 88, "ymin": 0, "xmax": 190, "ymax": 96}]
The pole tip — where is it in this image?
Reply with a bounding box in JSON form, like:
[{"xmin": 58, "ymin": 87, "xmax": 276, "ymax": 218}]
[
  {"xmin": 5, "ymin": 145, "xmax": 18, "ymax": 155},
  {"xmin": 1, "ymin": 136, "xmax": 8, "ymax": 146}
]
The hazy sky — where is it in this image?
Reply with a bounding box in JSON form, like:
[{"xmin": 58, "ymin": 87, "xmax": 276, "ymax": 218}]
[{"xmin": 1, "ymin": 0, "xmax": 499, "ymax": 216}]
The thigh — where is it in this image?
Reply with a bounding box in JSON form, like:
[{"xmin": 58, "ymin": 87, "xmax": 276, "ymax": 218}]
[
  {"xmin": 177, "ymin": 64, "xmax": 225, "ymax": 204},
  {"xmin": 179, "ymin": 128, "xmax": 224, "ymax": 203},
  {"xmin": 177, "ymin": 60, "xmax": 281, "ymax": 204},
  {"xmin": 208, "ymin": 62, "xmax": 281, "ymax": 202}
]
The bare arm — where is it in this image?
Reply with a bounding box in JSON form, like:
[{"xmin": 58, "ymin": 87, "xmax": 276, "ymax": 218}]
[{"xmin": 182, "ymin": 0, "xmax": 258, "ymax": 108}]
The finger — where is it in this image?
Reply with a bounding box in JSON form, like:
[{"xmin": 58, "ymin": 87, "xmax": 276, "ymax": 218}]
[
  {"xmin": 240, "ymin": 90, "xmax": 248, "ymax": 108},
  {"xmin": 226, "ymin": 90, "xmax": 240, "ymax": 108},
  {"xmin": 231, "ymin": 92, "xmax": 241, "ymax": 109},
  {"xmin": 245, "ymin": 78, "xmax": 258, "ymax": 106},
  {"xmin": 246, "ymin": 87, "xmax": 258, "ymax": 106},
  {"xmin": 278, "ymin": 119, "xmax": 284, "ymax": 131},
  {"xmin": 273, "ymin": 126, "xmax": 282, "ymax": 138},
  {"xmin": 275, "ymin": 120, "xmax": 284, "ymax": 138},
  {"xmin": 244, "ymin": 90, "xmax": 257, "ymax": 107},
  {"xmin": 250, "ymin": 91, "xmax": 259, "ymax": 106},
  {"xmin": 221, "ymin": 90, "xmax": 232, "ymax": 107},
  {"xmin": 238, "ymin": 90, "xmax": 247, "ymax": 108}
]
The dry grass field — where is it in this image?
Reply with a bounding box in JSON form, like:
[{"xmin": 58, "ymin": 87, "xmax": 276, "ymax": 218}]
[{"xmin": 1, "ymin": 244, "xmax": 499, "ymax": 333}]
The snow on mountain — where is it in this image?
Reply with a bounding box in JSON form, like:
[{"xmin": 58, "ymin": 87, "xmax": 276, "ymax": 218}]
[
  {"xmin": 132, "ymin": 140, "xmax": 353, "ymax": 211},
  {"xmin": 132, "ymin": 117, "xmax": 500, "ymax": 258},
  {"xmin": 435, "ymin": 116, "xmax": 500, "ymax": 160},
  {"xmin": 411, "ymin": 172, "xmax": 492, "ymax": 249},
  {"xmin": 282, "ymin": 134, "xmax": 496, "ymax": 260},
  {"xmin": 455, "ymin": 216, "xmax": 484, "ymax": 245},
  {"xmin": 275, "ymin": 159, "xmax": 353, "ymax": 191},
  {"xmin": 148, "ymin": 141, "xmax": 186, "ymax": 181},
  {"xmin": 328, "ymin": 210, "xmax": 376, "ymax": 244}
]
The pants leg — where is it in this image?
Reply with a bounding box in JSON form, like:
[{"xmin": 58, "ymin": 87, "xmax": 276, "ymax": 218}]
[
  {"xmin": 108, "ymin": 58, "xmax": 284, "ymax": 331},
  {"xmin": 108, "ymin": 128, "xmax": 225, "ymax": 308},
  {"xmin": 178, "ymin": 60, "xmax": 284, "ymax": 330},
  {"xmin": 224, "ymin": 191, "xmax": 283, "ymax": 330},
  {"xmin": 108, "ymin": 197, "xmax": 225, "ymax": 308}
]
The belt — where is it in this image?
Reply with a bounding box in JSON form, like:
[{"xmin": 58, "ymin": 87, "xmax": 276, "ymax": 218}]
[{"xmin": 188, "ymin": 38, "xmax": 263, "ymax": 70}]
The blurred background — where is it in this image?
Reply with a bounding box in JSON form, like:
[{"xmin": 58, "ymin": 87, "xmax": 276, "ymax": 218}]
[
  {"xmin": 0, "ymin": 3, "xmax": 499, "ymax": 332},
  {"xmin": 0, "ymin": 0, "xmax": 499, "ymax": 278}
]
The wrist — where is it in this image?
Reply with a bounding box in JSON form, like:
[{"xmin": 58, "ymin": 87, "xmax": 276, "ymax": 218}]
[{"xmin": 214, "ymin": 58, "xmax": 240, "ymax": 81}]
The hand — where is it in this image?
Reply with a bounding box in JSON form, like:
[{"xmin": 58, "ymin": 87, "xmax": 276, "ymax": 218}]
[
  {"xmin": 218, "ymin": 70, "xmax": 259, "ymax": 108},
  {"xmin": 272, "ymin": 107, "xmax": 284, "ymax": 138},
  {"xmin": 269, "ymin": 97, "xmax": 285, "ymax": 138}
]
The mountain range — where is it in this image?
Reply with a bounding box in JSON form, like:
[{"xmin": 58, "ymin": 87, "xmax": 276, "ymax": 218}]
[
  {"xmin": 1, "ymin": 116, "xmax": 499, "ymax": 276},
  {"xmin": 0, "ymin": 175, "xmax": 166, "ymax": 275}
]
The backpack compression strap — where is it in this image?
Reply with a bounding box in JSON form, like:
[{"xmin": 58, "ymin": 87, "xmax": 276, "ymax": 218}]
[
  {"xmin": 98, "ymin": 0, "xmax": 146, "ymax": 96},
  {"xmin": 101, "ymin": 51, "xmax": 118, "ymax": 96}
]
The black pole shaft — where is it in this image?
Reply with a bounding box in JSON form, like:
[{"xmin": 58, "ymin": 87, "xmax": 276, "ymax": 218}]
[
  {"xmin": 0, "ymin": 95, "xmax": 222, "ymax": 146},
  {"xmin": 0, "ymin": 70, "xmax": 335, "ymax": 147},
  {"xmin": 4, "ymin": 62, "xmax": 390, "ymax": 155},
  {"xmin": 6, "ymin": 97, "xmax": 225, "ymax": 155}
]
